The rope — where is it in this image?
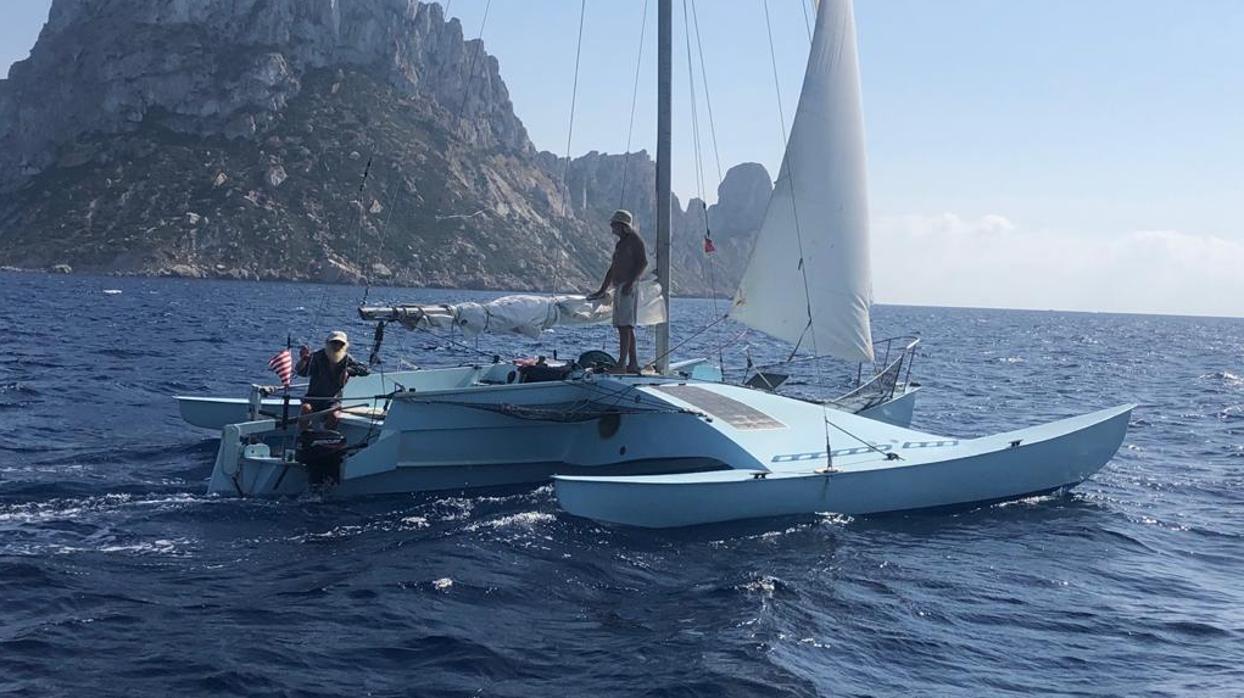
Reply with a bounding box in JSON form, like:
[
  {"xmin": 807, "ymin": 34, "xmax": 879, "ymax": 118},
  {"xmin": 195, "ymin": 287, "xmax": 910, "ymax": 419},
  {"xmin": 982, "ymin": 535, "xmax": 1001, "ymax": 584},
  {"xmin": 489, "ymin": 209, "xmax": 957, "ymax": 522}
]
[
  {"xmin": 824, "ymin": 419, "xmax": 903, "ymax": 462},
  {"xmin": 619, "ymin": 0, "xmax": 651, "ymax": 208},
  {"xmin": 552, "ymin": 0, "xmax": 588, "ymax": 294},
  {"xmin": 409, "ymin": 323, "xmax": 500, "ymax": 361},
  {"xmin": 800, "ymin": 0, "xmax": 813, "ymax": 43}
]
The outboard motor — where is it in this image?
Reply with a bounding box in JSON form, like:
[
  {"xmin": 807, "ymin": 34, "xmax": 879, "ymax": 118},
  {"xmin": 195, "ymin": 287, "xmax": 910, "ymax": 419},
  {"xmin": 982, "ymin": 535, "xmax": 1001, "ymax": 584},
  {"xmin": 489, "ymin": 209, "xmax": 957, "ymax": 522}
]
[
  {"xmin": 296, "ymin": 429, "xmax": 347, "ymax": 486},
  {"xmin": 576, "ymin": 350, "xmax": 617, "ymax": 372}
]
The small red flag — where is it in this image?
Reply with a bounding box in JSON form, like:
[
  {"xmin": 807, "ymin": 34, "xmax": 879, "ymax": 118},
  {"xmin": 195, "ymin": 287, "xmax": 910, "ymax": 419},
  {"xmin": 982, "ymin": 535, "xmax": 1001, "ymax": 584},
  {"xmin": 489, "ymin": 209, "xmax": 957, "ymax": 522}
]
[
  {"xmin": 703, "ymin": 236, "xmax": 716, "ymax": 254},
  {"xmin": 268, "ymin": 348, "xmax": 294, "ymax": 387}
]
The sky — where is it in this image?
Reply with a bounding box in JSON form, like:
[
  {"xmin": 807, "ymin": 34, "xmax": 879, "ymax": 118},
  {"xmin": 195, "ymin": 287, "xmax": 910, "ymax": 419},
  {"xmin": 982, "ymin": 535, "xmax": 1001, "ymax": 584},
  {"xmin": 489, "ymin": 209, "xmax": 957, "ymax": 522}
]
[{"xmin": 4, "ymin": 1, "xmax": 1243, "ymax": 317}]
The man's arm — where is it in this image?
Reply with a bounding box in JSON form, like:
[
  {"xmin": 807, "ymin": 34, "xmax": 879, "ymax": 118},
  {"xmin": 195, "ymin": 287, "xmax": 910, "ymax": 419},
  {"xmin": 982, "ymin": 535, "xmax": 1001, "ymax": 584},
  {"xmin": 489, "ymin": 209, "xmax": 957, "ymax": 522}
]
[
  {"xmin": 295, "ymin": 347, "xmax": 313, "ymax": 377},
  {"xmin": 586, "ymin": 263, "xmax": 614, "ymax": 300},
  {"xmin": 346, "ymin": 356, "xmax": 371, "ymax": 377}
]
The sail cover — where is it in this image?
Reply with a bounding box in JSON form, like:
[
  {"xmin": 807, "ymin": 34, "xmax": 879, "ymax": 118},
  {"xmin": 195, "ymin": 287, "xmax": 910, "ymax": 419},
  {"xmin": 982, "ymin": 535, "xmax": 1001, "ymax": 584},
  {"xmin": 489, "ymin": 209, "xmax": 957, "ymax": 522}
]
[
  {"xmin": 360, "ymin": 274, "xmax": 667, "ymax": 339},
  {"xmin": 730, "ymin": 0, "xmax": 874, "ymax": 363}
]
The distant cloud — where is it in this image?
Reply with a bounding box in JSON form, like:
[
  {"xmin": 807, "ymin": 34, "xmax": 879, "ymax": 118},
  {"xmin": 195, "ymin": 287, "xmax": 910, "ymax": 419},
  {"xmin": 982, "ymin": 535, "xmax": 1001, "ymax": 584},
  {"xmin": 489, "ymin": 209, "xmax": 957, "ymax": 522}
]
[{"xmin": 872, "ymin": 213, "xmax": 1244, "ymax": 318}]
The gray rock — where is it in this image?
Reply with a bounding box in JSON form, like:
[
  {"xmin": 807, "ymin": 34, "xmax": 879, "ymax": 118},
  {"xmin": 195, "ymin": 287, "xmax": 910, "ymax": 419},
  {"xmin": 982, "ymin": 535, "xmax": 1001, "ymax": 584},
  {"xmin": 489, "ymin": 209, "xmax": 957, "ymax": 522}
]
[
  {"xmin": 165, "ymin": 264, "xmax": 203, "ymax": 278},
  {"xmin": 267, "ymin": 164, "xmax": 288, "ymax": 188},
  {"xmin": 318, "ymin": 257, "xmax": 363, "ymax": 285}
]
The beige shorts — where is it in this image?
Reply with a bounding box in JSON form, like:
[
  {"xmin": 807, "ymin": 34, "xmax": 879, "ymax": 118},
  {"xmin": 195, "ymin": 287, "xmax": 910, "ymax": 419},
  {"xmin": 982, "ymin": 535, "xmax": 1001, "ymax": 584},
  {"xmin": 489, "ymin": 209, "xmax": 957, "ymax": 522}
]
[{"xmin": 612, "ymin": 285, "xmax": 639, "ymax": 327}]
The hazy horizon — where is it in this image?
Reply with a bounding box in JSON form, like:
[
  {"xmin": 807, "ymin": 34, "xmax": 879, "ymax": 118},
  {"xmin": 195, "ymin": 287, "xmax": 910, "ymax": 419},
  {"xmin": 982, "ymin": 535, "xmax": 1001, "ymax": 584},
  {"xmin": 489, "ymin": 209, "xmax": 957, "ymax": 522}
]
[{"xmin": 3, "ymin": 1, "xmax": 1241, "ymax": 318}]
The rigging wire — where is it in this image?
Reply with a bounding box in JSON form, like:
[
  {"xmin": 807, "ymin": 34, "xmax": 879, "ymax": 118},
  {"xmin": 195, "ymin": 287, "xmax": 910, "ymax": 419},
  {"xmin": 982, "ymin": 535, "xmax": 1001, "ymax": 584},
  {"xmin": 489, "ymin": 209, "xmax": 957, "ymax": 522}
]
[
  {"xmin": 360, "ymin": 167, "xmax": 408, "ymax": 307},
  {"xmin": 681, "ymin": 0, "xmax": 726, "ymax": 375},
  {"xmin": 762, "ymin": 0, "xmax": 835, "ymax": 469},
  {"xmin": 799, "ymin": 0, "xmax": 813, "ymax": 43},
  {"xmin": 457, "ymin": 0, "xmax": 494, "ymax": 119},
  {"xmin": 688, "ymin": 0, "xmax": 724, "ymax": 185},
  {"xmin": 687, "ymin": 0, "xmax": 728, "ymax": 373},
  {"xmin": 682, "ymin": 0, "xmax": 707, "ymax": 208},
  {"xmin": 309, "ymin": 157, "xmax": 372, "ymax": 342},
  {"xmin": 551, "ymin": 0, "xmax": 588, "ymax": 295},
  {"xmin": 619, "ymin": 0, "xmax": 651, "ymax": 208}
]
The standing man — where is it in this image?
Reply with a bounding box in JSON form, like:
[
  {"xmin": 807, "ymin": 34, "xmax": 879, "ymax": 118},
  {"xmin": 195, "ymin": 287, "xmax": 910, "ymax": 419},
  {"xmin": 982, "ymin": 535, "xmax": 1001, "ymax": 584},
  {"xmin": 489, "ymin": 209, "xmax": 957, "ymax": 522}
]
[
  {"xmin": 296, "ymin": 330, "xmax": 370, "ymax": 428},
  {"xmin": 587, "ymin": 209, "xmax": 648, "ymax": 373}
]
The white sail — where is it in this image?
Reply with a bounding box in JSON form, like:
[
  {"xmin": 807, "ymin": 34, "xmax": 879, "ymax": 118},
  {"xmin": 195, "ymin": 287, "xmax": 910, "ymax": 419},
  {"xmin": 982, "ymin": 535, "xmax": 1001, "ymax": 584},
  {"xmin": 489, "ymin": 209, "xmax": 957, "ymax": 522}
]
[
  {"xmin": 361, "ymin": 274, "xmax": 667, "ymax": 339},
  {"xmin": 730, "ymin": 0, "xmax": 874, "ymax": 363}
]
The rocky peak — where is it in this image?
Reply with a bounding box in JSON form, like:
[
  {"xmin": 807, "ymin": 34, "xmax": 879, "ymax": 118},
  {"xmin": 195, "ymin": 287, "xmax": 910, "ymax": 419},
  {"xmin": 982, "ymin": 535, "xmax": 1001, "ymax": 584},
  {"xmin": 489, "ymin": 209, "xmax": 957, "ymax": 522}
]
[
  {"xmin": 0, "ymin": 0, "xmax": 772, "ymax": 297},
  {"xmin": 709, "ymin": 162, "xmax": 773, "ymax": 239}
]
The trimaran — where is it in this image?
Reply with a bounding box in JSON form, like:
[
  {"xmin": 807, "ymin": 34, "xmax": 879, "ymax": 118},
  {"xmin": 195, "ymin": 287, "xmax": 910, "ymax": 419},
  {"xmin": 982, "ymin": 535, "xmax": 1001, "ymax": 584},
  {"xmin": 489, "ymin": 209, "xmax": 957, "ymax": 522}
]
[{"xmin": 183, "ymin": 0, "xmax": 1132, "ymax": 527}]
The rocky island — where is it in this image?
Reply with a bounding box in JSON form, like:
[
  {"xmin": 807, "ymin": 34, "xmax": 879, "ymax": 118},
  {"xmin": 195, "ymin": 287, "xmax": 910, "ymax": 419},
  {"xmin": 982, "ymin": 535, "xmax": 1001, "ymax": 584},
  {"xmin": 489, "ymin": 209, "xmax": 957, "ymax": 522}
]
[{"xmin": 0, "ymin": 0, "xmax": 771, "ymax": 295}]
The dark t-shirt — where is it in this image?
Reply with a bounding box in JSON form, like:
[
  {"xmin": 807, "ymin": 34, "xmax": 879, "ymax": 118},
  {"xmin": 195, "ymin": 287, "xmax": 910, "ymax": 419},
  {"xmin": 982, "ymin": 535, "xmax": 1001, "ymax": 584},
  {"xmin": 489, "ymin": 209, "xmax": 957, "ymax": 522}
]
[
  {"xmin": 296, "ymin": 349, "xmax": 370, "ymax": 400},
  {"xmin": 611, "ymin": 231, "xmax": 648, "ymax": 287}
]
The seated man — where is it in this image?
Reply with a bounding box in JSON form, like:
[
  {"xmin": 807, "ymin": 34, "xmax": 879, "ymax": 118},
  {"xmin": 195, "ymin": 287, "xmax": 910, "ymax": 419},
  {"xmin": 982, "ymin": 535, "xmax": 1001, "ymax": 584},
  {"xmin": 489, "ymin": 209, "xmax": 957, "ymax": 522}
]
[{"xmin": 296, "ymin": 330, "xmax": 370, "ymax": 428}]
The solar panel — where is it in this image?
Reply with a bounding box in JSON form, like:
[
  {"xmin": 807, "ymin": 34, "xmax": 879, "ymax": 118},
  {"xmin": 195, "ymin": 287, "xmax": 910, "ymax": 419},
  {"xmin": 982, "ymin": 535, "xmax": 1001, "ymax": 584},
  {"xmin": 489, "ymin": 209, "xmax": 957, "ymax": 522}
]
[{"xmin": 653, "ymin": 385, "xmax": 786, "ymax": 430}]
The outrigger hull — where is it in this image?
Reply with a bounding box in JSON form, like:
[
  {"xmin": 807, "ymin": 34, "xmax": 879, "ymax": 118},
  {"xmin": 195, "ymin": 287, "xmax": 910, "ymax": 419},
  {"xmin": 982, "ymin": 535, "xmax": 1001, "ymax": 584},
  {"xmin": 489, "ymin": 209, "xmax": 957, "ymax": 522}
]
[
  {"xmin": 176, "ymin": 369, "xmax": 426, "ymax": 430},
  {"xmin": 554, "ymin": 401, "xmax": 1134, "ymax": 528}
]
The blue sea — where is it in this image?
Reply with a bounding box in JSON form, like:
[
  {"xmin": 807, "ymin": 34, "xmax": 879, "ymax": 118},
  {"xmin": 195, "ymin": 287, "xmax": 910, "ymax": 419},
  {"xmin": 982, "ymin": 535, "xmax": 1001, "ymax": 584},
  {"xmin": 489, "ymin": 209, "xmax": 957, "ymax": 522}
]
[{"xmin": 2, "ymin": 271, "xmax": 1241, "ymax": 696}]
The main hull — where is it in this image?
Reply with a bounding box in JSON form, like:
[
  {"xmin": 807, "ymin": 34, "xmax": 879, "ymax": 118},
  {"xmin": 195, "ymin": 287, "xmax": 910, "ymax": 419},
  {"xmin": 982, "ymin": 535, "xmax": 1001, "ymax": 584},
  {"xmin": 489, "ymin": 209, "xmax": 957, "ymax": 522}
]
[
  {"xmin": 203, "ymin": 367, "xmax": 924, "ymax": 498},
  {"xmin": 207, "ymin": 375, "xmax": 734, "ymax": 497}
]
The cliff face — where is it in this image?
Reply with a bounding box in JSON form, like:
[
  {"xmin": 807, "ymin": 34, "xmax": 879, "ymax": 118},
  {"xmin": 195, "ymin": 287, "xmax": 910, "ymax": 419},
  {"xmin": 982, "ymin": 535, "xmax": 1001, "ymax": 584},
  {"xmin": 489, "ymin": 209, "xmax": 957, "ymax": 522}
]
[
  {"xmin": 0, "ymin": 0, "xmax": 770, "ymax": 294},
  {"xmin": 0, "ymin": 0, "xmax": 526, "ymax": 189}
]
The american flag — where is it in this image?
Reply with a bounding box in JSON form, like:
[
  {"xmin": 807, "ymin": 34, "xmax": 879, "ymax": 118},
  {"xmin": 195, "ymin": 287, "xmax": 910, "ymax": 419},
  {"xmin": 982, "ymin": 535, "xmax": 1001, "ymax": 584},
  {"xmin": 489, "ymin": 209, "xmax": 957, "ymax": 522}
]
[{"xmin": 268, "ymin": 348, "xmax": 293, "ymax": 388}]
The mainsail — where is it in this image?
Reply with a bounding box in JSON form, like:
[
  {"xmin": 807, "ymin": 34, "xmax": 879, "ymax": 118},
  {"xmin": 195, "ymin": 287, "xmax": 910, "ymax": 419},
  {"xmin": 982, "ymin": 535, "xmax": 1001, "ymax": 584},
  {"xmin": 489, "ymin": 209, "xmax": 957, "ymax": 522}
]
[
  {"xmin": 730, "ymin": 0, "xmax": 875, "ymax": 363},
  {"xmin": 360, "ymin": 274, "xmax": 667, "ymax": 340}
]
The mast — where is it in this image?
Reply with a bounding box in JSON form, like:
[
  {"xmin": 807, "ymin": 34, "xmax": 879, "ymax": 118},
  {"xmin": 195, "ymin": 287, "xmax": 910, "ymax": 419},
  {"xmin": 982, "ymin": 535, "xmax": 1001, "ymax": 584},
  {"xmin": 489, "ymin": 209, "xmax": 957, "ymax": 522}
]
[{"xmin": 654, "ymin": 0, "xmax": 672, "ymax": 373}]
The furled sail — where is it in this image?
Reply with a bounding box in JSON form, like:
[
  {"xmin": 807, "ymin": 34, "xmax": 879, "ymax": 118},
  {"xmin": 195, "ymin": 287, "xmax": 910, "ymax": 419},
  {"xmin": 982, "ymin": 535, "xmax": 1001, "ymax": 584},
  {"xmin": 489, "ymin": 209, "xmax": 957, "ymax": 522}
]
[
  {"xmin": 360, "ymin": 274, "xmax": 667, "ymax": 339},
  {"xmin": 730, "ymin": 0, "xmax": 874, "ymax": 363}
]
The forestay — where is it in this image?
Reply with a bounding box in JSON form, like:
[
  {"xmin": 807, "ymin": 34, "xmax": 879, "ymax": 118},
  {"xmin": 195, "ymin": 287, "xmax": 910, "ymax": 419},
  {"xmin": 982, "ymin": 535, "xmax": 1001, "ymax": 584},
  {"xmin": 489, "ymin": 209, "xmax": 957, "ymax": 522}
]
[
  {"xmin": 730, "ymin": 0, "xmax": 874, "ymax": 363},
  {"xmin": 360, "ymin": 274, "xmax": 667, "ymax": 339}
]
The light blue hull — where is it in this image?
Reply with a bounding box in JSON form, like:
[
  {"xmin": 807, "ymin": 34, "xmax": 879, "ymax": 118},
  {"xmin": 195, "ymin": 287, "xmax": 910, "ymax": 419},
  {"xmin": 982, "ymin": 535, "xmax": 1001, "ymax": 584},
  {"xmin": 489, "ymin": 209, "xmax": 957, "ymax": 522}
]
[
  {"xmin": 554, "ymin": 400, "xmax": 1134, "ymax": 528},
  {"xmin": 181, "ymin": 369, "xmax": 920, "ymax": 431},
  {"xmin": 208, "ymin": 375, "xmax": 730, "ymax": 497},
  {"xmin": 176, "ymin": 369, "xmax": 427, "ymax": 430},
  {"xmin": 857, "ymin": 385, "xmax": 918, "ymax": 427}
]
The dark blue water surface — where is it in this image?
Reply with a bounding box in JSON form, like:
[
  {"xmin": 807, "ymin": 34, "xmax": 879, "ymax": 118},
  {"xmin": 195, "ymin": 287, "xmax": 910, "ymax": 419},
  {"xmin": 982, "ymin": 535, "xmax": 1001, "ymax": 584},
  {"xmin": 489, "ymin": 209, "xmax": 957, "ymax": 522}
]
[{"xmin": 2, "ymin": 271, "xmax": 1242, "ymax": 696}]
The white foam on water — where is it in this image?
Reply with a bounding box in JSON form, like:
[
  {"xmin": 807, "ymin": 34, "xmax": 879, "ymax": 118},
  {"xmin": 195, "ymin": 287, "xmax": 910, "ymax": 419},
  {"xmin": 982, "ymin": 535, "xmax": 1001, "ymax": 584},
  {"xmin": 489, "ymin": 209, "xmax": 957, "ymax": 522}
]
[
  {"xmin": 739, "ymin": 575, "xmax": 779, "ymax": 597},
  {"xmin": 463, "ymin": 511, "xmax": 556, "ymax": 532},
  {"xmin": 0, "ymin": 493, "xmax": 204, "ymax": 525},
  {"xmin": 399, "ymin": 516, "xmax": 429, "ymax": 529}
]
